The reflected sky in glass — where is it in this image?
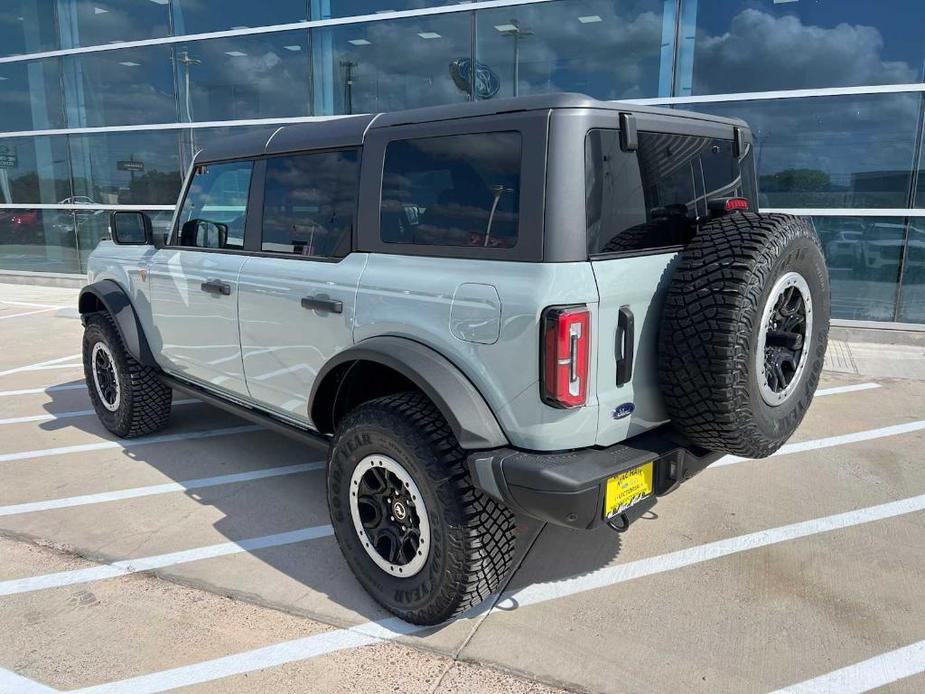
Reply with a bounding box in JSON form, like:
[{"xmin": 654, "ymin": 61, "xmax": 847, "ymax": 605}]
[
  {"xmin": 688, "ymin": 94, "xmax": 921, "ymax": 209},
  {"xmin": 64, "ymin": 46, "xmax": 176, "ymax": 127},
  {"xmin": 175, "ymin": 31, "xmax": 311, "ymax": 122},
  {"xmin": 681, "ymin": 0, "xmax": 925, "ymax": 95},
  {"xmin": 313, "ymin": 13, "xmax": 469, "ymax": 115},
  {"xmin": 477, "ymin": 0, "xmax": 671, "ymax": 101}
]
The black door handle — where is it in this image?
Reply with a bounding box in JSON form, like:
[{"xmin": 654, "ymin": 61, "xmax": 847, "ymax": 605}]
[
  {"xmin": 616, "ymin": 305, "xmax": 634, "ymax": 386},
  {"xmin": 301, "ymin": 296, "xmax": 343, "ymax": 314},
  {"xmin": 200, "ymin": 279, "xmax": 231, "ymax": 296}
]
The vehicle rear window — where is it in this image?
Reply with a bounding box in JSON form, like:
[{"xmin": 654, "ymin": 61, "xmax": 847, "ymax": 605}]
[
  {"xmin": 261, "ymin": 149, "xmax": 359, "ymax": 258},
  {"xmin": 380, "ymin": 132, "xmax": 521, "ymax": 249},
  {"xmin": 586, "ymin": 129, "xmax": 753, "ymax": 256}
]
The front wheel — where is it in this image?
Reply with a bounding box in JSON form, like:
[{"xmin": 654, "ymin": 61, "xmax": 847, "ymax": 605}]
[{"xmin": 327, "ymin": 392, "xmax": 516, "ymax": 625}]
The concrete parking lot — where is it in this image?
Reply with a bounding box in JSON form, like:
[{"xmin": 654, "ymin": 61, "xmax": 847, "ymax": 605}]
[{"xmin": 0, "ymin": 281, "xmax": 923, "ymax": 693}]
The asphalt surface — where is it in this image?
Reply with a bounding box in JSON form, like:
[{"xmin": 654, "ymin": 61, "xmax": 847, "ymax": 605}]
[{"xmin": 0, "ymin": 282, "xmax": 923, "ymax": 693}]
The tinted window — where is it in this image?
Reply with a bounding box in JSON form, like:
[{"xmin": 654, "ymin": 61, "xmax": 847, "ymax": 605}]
[
  {"xmin": 0, "ymin": 1, "xmax": 57, "ymax": 58},
  {"xmin": 176, "ymin": 161, "xmax": 253, "ymax": 250},
  {"xmin": 172, "ymin": 0, "xmax": 307, "ymax": 35},
  {"xmin": 586, "ymin": 129, "xmax": 753, "ymax": 255},
  {"xmin": 0, "ymin": 136, "xmax": 71, "ymax": 205},
  {"xmin": 261, "ymin": 150, "xmax": 360, "ymax": 258},
  {"xmin": 380, "ymin": 132, "xmax": 521, "ymax": 249},
  {"xmin": 58, "ymin": 0, "xmax": 170, "ymax": 48}
]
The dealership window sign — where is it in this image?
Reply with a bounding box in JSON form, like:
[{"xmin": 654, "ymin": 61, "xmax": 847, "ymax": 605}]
[
  {"xmin": 117, "ymin": 160, "xmax": 145, "ymax": 172},
  {"xmin": 0, "ymin": 145, "xmax": 17, "ymax": 169}
]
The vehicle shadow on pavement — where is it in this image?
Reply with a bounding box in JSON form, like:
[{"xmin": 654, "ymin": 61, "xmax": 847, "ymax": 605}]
[{"xmin": 37, "ymin": 380, "xmax": 622, "ymax": 630}]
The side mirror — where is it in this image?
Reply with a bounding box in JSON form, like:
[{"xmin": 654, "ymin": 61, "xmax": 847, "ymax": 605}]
[
  {"xmin": 110, "ymin": 211, "xmax": 155, "ymax": 246},
  {"xmin": 180, "ymin": 219, "xmax": 228, "ymax": 249}
]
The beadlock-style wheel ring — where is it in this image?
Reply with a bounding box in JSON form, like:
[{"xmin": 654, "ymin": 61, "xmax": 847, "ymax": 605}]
[
  {"xmin": 349, "ymin": 454, "xmax": 431, "ymax": 578},
  {"xmin": 91, "ymin": 341, "xmax": 121, "ymax": 412},
  {"xmin": 756, "ymin": 271, "xmax": 813, "ymax": 407}
]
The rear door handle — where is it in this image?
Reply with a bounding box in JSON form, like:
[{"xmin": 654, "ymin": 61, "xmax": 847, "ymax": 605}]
[
  {"xmin": 616, "ymin": 305, "xmax": 634, "ymax": 386},
  {"xmin": 201, "ymin": 279, "xmax": 231, "ymax": 296},
  {"xmin": 301, "ymin": 296, "xmax": 343, "ymax": 314}
]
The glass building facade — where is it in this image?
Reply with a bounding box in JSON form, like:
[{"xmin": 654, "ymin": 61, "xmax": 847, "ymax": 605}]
[{"xmin": 0, "ymin": 0, "xmax": 923, "ymax": 325}]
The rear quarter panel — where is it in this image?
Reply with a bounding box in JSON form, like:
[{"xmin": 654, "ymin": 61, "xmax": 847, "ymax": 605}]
[{"xmin": 355, "ymin": 254, "xmax": 601, "ymax": 451}]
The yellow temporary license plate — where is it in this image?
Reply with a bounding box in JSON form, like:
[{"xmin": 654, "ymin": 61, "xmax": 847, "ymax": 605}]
[{"xmin": 604, "ymin": 461, "xmax": 654, "ymax": 518}]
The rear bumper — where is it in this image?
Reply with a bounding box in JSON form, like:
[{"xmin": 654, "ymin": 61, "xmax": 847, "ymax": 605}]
[{"xmin": 467, "ymin": 425, "xmax": 723, "ymax": 531}]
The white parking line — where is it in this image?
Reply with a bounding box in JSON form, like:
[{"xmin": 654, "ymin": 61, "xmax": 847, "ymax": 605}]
[
  {"xmin": 771, "ymin": 639, "xmax": 925, "ymax": 693},
  {"xmin": 0, "ymin": 399, "xmax": 197, "ymax": 427},
  {"xmin": 0, "ymin": 354, "xmax": 82, "ymax": 378},
  {"xmin": 16, "ymin": 363, "xmax": 84, "ymax": 372},
  {"xmin": 66, "ymin": 492, "xmax": 925, "ymax": 694},
  {"xmin": 814, "ymin": 382, "xmax": 881, "ymax": 397},
  {"xmin": 0, "ymin": 425, "xmax": 263, "ymax": 464},
  {"xmin": 0, "ymin": 525, "xmax": 334, "ymax": 597},
  {"xmin": 716, "ymin": 420, "xmax": 925, "ymax": 467},
  {"xmin": 0, "ymin": 384, "xmax": 86, "ymax": 398},
  {"xmin": 0, "ymin": 462, "xmax": 325, "ymax": 517},
  {"xmin": 0, "ymin": 666, "xmax": 57, "ymax": 693},
  {"xmin": 0, "ymin": 300, "xmax": 68, "ymax": 309},
  {"xmin": 0, "ymin": 307, "xmax": 59, "ymax": 320}
]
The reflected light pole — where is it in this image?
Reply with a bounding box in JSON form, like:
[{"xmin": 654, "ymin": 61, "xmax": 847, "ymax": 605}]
[
  {"xmin": 496, "ymin": 20, "xmax": 533, "ymax": 97},
  {"xmin": 341, "ymin": 60, "xmax": 357, "ymax": 115}
]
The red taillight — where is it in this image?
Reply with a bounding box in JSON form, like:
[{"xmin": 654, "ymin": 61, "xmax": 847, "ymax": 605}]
[
  {"xmin": 541, "ymin": 305, "xmax": 590, "ymax": 408},
  {"xmin": 724, "ymin": 197, "xmax": 749, "ymax": 211}
]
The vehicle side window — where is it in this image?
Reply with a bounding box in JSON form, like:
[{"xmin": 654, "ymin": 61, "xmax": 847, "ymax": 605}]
[
  {"xmin": 261, "ymin": 149, "xmax": 359, "ymax": 258},
  {"xmin": 175, "ymin": 160, "xmax": 253, "ymax": 250},
  {"xmin": 586, "ymin": 129, "xmax": 748, "ymax": 255},
  {"xmin": 380, "ymin": 132, "xmax": 521, "ymax": 249}
]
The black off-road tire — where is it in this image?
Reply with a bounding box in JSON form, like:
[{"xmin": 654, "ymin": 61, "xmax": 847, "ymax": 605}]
[
  {"xmin": 327, "ymin": 391, "xmax": 516, "ymax": 625},
  {"xmin": 658, "ymin": 213, "xmax": 830, "ymax": 458},
  {"xmin": 82, "ymin": 312, "xmax": 172, "ymax": 438}
]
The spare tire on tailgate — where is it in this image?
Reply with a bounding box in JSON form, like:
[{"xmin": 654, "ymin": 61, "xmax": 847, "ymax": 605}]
[{"xmin": 658, "ymin": 212, "xmax": 830, "ymax": 458}]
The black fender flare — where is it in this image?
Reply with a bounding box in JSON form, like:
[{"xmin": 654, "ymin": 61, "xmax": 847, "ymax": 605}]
[
  {"xmin": 310, "ymin": 336, "xmax": 508, "ymax": 450},
  {"xmin": 78, "ymin": 280, "xmax": 158, "ymax": 367}
]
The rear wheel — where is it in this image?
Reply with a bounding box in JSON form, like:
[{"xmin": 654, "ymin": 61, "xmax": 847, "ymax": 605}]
[
  {"xmin": 658, "ymin": 213, "xmax": 830, "ymax": 458},
  {"xmin": 327, "ymin": 391, "xmax": 516, "ymax": 625},
  {"xmin": 82, "ymin": 313, "xmax": 172, "ymax": 438}
]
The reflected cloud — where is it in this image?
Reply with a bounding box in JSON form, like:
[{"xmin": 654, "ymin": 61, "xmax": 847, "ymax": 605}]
[{"xmin": 690, "ymin": 8, "xmax": 922, "ymax": 94}]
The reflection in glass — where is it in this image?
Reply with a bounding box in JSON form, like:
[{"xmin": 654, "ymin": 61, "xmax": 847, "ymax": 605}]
[
  {"xmin": 898, "ymin": 220, "xmax": 925, "ymax": 323},
  {"xmin": 175, "ymin": 32, "xmax": 311, "ymax": 123},
  {"xmin": 70, "ymin": 131, "xmax": 183, "ymax": 206},
  {"xmin": 678, "ymin": 0, "xmax": 925, "ymax": 95},
  {"xmin": 688, "ymin": 95, "xmax": 920, "ymax": 208},
  {"xmin": 172, "ymin": 0, "xmax": 308, "ymax": 35},
  {"xmin": 312, "ymin": 13, "xmax": 469, "ymax": 115},
  {"xmin": 814, "ymin": 216, "xmax": 904, "ymax": 321},
  {"xmin": 319, "ymin": 1, "xmax": 457, "ymax": 19},
  {"xmin": 0, "ymin": 136, "xmax": 70, "ymax": 204},
  {"xmin": 177, "ymin": 161, "xmax": 253, "ymax": 249},
  {"xmin": 75, "ymin": 209, "xmax": 172, "ymax": 272},
  {"xmin": 262, "ymin": 150, "xmax": 359, "ymax": 258},
  {"xmin": 0, "ymin": 1, "xmax": 57, "ymax": 58},
  {"xmin": 0, "ymin": 209, "xmax": 79, "ymax": 273},
  {"xmin": 476, "ymin": 0, "xmax": 672, "ymax": 101},
  {"xmin": 0, "ymin": 58, "xmax": 65, "ymax": 131},
  {"xmin": 57, "ymin": 0, "xmax": 170, "ymax": 48},
  {"xmin": 63, "ymin": 46, "xmax": 176, "ymax": 127}
]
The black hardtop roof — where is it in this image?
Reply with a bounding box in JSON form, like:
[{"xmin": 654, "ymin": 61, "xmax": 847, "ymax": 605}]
[{"xmin": 194, "ymin": 93, "xmax": 748, "ymax": 163}]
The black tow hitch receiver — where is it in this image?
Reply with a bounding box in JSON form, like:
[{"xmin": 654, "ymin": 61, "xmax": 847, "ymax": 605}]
[
  {"xmin": 654, "ymin": 450, "xmax": 686, "ymax": 495},
  {"xmin": 606, "ymin": 494, "xmax": 656, "ymax": 533}
]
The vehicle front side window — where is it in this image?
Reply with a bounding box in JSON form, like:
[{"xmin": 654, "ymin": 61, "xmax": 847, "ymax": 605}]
[
  {"xmin": 380, "ymin": 132, "xmax": 521, "ymax": 249},
  {"xmin": 261, "ymin": 149, "xmax": 359, "ymax": 258},
  {"xmin": 175, "ymin": 160, "xmax": 253, "ymax": 250}
]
